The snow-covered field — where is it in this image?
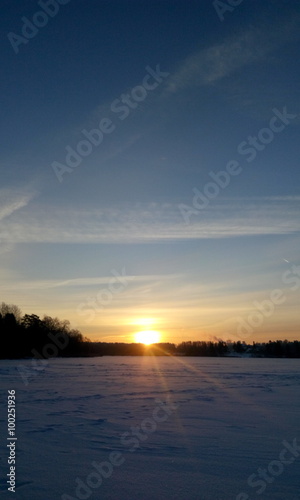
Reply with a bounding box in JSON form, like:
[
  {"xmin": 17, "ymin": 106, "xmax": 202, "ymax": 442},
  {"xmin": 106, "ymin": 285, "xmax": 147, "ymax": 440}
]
[{"xmin": 0, "ymin": 357, "xmax": 299, "ymax": 500}]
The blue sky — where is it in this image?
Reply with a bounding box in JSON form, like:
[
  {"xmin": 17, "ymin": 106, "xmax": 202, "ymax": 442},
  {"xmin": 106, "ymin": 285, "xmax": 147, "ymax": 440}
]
[{"xmin": 1, "ymin": 0, "xmax": 300, "ymax": 343}]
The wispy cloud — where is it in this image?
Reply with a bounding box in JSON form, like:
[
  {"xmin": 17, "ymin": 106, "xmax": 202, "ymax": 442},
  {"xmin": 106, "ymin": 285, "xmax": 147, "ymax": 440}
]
[
  {"xmin": 0, "ymin": 198, "xmax": 299, "ymax": 245},
  {"xmin": 0, "ymin": 188, "xmax": 36, "ymax": 255},
  {"xmin": 0, "ymin": 274, "xmax": 179, "ymax": 292},
  {"xmin": 0, "ymin": 189, "xmax": 35, "ymax": 222},
  {"xmin": 165, "ymin": 15, "xmax": 300, "ymax": 94}
]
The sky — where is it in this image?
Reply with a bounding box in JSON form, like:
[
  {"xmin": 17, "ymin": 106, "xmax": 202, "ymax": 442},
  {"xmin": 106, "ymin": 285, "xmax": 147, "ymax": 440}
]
[{"xmin": 1, "ymin": 0, "xmax": 300, "ymax": 344}]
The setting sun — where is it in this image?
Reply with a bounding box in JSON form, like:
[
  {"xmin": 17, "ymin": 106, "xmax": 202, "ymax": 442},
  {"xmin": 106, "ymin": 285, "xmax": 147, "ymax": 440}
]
[{"xmin": 134, "ymin": 330, "xmax": 161, "ymax": 345}]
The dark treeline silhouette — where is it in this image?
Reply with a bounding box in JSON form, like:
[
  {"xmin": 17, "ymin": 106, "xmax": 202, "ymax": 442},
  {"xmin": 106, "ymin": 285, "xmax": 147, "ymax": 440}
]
[
  {"xmin": 177, "ymin": 341, "xmax": 229, "ymax": 356},
  {"xmin": 80, "ymin": 342, "xmax": 177, "ymax": 357},
  {"xmin": 0, "ymin": 303, "xmax": 85, "ymax": 359},
  {"xmin": 63, "ymin": 340, "xmax": 300, "ymax": 358},
  {"xmin": 176, "ymin": 340, "xmax": 300, "ymax": 358},
  {"xmin": 1, "ymin": 303, "xmax": 300, "ymax": 359}
]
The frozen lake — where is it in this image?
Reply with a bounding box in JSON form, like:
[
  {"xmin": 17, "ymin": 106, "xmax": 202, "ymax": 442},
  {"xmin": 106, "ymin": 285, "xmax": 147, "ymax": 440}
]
[{"xmin": 0, "ymin": 357, "xmax": 300, "ymax": 500}]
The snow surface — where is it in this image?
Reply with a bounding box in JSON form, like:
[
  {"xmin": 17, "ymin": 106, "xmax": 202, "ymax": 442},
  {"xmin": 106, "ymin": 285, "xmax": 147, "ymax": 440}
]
[{"xmin": 0, "ymin": 357, "xmax": 300, "ymax": 500}]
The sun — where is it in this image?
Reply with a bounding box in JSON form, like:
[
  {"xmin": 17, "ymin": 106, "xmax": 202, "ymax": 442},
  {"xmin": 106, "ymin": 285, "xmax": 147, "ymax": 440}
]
[{"xmin": 134, "ymin": 330, "xmax": 161, "ymax": 345}]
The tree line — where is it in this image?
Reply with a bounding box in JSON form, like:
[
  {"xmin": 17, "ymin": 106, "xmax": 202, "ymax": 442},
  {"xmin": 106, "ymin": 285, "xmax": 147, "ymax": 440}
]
[
  {"xmin": 1, "ymin": 303, "xmax": 300, "ymax": 359},
  {"xmin": 0, "ymin": 303, "xmax": 85, "ymax": 359},
  {"xmin": 176, "ymin": 340, "xmax": 300, "ymax": 358}
]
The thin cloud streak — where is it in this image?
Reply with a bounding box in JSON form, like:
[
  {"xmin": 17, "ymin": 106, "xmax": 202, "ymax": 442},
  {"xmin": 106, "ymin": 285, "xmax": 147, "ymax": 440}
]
[
  {"xmin": 0, "ymin": 198, "xmax": 299, "ymax": 244},
  {"xmin": 166, "ymin": 14, "xmax": 300, "ymax": 94},
  {"xmin": 0, "ymin": 273, "xmax": 180, "ymax": 291},
  {"xmin": 0, "ymin": 189, "xmax": 35, "ymax": 222}
]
